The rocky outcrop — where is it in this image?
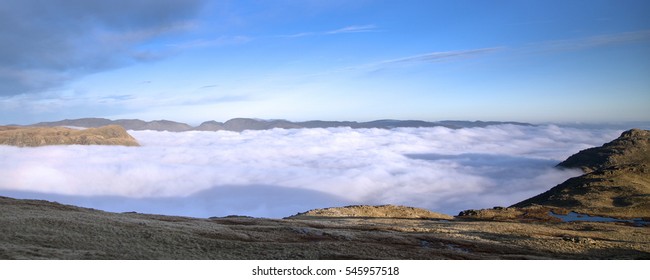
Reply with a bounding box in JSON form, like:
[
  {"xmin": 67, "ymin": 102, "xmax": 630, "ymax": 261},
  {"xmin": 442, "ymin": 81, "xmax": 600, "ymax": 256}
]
[
  {"xmin": 512, "ymin": 163, "xmax": 650, "ymax": 219},
  {"xmin": 288, "ymin": 205, "xmax": 454, "ymax": 220},
  {"xmin": 456, "ymin": 205, "xmax": 573, "ymax": 222},
  {"xmin": 0, "ymin": 125, "xmax": 139, "ymax": 147},
  {"xmin": 557, "ymin": 128, "xmax": 650, "ymax": 172},
  {"xmin": 512, "ymin": 129, "xmax": 650, "ymax": 219}
]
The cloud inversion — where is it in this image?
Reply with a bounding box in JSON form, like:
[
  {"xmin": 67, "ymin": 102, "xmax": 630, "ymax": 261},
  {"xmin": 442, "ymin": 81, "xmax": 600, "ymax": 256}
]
[{"xmin": 0, "ymin": 125, "xmax": 622, "ymax": 218}]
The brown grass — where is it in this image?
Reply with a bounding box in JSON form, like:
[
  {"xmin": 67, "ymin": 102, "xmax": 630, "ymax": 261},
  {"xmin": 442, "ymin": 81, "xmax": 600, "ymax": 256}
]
[
  {"xmin": 1, "ymin": 196, "xmax": 647, "ymax": 259},
  {"xmin": 288, "ymin": 205, "xmax": 454, "ymax": 220},
  {"xmin": 0, "ymin": 125, "xmax": 139, "ymax": 147}
]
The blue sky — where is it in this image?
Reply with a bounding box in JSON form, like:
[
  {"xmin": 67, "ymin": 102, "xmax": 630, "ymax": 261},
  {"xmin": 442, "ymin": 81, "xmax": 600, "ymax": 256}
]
[{"xmin": 1, "ymin": 0, "xmax": 649, "ymax": 125}]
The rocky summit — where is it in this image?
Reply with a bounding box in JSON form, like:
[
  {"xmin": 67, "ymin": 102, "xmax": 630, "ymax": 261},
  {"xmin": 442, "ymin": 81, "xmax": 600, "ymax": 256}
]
[
  {"xmin": 557, "ymin": 128, "xmax": 650, "ymax": 172},
  {"xmin": 0, "ymin": 125, "xmax": 139, "ymax": 147},
  {"xmin": 512, "ymin": 129, "xmax": 650, "ymax": 219},
  {"xmin": 288, "ymin": 205, "xmax": 454, "ymax": 220}
]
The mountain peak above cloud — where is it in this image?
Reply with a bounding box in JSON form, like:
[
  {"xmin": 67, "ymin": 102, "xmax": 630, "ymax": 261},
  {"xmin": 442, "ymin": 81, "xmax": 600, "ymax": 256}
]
[
  {"xmin": 512, "ymin": 129, "xmax": 650, "ymax": 219},
  {"xmin": 29, "ymin": 118, "xmax": 534, "ymax": 132},
  {"xmin": 557, "ymin": 128, "xmax": 650, "ymax": 172}
]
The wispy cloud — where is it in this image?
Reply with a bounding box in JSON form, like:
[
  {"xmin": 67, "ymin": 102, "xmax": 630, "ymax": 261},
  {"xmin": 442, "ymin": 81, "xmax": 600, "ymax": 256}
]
[
  {"xmin": 280, "ymin": 32, "xmax": 316, "ymax": 38},
  {"xmin": 377, "ymin": 48, "xmax": 503, "ymax": 66},
  {"xmin": 98, "ymin": 21, "xmax": 198, "ymax": 46},
  {"xmin": 350, "ymin": 47, "xmax": 503, "ymax": 73},
  {"xmin": 173, "ymin": 25, "xmax": 374, "ymax": 47},
  {"xmin": 528, "ymin": 29, "xmax": 650, "ymax": 52},
  {"xmin": 170, "ymin": 35, "xmax": 252, "ymax": 49},
  {"xmin": 325, "ymin": 24, "xmax": 378, "ymax": 34},
  {"xmin": 279, "ymin": 24, "xmax": 378, "ymax": 38},
  {"xmin": 268, "ymin": 47, "xmax": 503, "ymax": 82},
  {"xmin": 100, "ymin": 94, "xmax": 135, "ymax": 101}
]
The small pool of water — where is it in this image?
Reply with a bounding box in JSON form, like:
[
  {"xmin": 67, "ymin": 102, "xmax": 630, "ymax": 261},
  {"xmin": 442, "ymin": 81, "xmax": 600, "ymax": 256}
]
[{"xmin": 549, "ymin": 211, "xmax": 648, "ymax": 226}]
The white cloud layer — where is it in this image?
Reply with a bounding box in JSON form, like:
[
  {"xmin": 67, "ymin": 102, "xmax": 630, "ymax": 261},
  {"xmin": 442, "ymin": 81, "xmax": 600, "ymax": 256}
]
[{"xmin": 0, "ymin": 125, "xmax": 623, "ymax": 218}]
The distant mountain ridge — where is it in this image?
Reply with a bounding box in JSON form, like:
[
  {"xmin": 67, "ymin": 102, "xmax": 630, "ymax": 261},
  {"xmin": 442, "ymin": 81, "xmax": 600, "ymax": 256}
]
[
  {"xmin": 32, "ymin": 118, "xmax": 193, "ymax": 132},
  {"xmin": 31, "ymin": 117, "xmax": 532, "ymax": 132}
]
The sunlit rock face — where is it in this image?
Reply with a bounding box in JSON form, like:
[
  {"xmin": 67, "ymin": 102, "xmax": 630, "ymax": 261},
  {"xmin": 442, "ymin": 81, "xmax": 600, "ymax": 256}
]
[{"xmin": 0, "ymin": 125, "xmax": 139, "ymax": 147}]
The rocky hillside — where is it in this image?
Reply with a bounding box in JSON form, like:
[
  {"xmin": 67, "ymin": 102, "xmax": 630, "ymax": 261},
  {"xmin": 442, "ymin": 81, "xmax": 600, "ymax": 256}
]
[
  {"xmin": 0, "ymin": 125, "xmax": 139, "ymax": 147},
  {"xmin": 289, "ymin": 205, "xmax": 454, "ymax": 220},
  {"xmin": 557, "ymin": 128, "xmax": 650, "ymax": 172},
  {"xmin": 1, "ymin": 196, "xmax": 647, "ymax": 259},
  {"xmin": 512, "ymin": 129, "xmax": 650, "ymax": 219}
]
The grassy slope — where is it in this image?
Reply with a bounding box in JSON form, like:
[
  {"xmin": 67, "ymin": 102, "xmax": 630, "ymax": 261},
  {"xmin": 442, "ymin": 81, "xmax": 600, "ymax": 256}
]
[
  {"xmin": 0, "ymin": 125, "xmax": 139, "ymax": 147},
  {"xmin": 512, "ymin": 129, "xmax": 650, "ymax": 219},
  {"xmin": 1, "ymin": 196, "xmax": 648, "ymax": 259}
]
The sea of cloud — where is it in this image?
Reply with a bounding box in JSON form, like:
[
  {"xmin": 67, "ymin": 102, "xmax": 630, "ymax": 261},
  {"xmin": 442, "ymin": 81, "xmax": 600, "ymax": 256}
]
[{"xmin": 0, "ymin": 125, "xmax": 623, "ymax": 218}]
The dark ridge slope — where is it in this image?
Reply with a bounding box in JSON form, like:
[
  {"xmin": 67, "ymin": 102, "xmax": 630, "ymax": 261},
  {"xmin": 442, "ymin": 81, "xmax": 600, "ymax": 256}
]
[
  {"xmin": 513, "ymin": 129, "xmax": 650, "ymax": 219},
  {"xmin": 557, "ymin": 129, "xmax": 650, "ymax": 172}
]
